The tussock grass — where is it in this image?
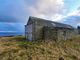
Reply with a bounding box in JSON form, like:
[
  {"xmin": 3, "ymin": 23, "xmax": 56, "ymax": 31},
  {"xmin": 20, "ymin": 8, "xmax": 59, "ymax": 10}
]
[{"xmin": 0, "ymin": 36, "xmax": 80, "ymax": 60}]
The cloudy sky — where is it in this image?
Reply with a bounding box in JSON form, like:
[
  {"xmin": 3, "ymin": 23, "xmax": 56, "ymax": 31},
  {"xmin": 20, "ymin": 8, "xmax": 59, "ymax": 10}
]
[{"xmin": 0, "ymin": 0, "xmax": 80, "ymax": 36}]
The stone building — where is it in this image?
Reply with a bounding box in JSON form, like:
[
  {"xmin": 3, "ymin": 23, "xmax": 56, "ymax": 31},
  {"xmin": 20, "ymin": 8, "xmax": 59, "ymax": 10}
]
[
  {"xmin": 25, "ymin": 16, "xmax": 77, "ymax": 41},
  {"xmin": 77, "ymin": 26, "xmax": 80, "ymax": 34}
]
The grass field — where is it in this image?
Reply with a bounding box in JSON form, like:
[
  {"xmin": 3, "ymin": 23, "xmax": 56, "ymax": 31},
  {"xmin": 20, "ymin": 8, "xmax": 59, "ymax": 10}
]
[{"xmin": 0, "ymin": 36, "xmax": 80, "ymax": 60}]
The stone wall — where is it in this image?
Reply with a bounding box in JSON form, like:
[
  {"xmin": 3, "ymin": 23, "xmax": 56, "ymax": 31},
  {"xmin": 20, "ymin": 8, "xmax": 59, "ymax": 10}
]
[
  {"xmin": 31, "ymin": 20, "xmax": 76, "ymax": 41},
  {"xmin": 44, "ymin": 27, "xmax": 57, "ymax": 41},
  {"xmin": 57, "ymin": 29, "xmax": 76, "ymax": 41}
]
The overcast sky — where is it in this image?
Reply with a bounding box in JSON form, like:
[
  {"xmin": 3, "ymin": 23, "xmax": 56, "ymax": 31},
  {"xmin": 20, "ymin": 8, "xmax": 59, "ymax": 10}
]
[{"xmin": 0, "ymin": 0, "xmax": 80, "ymax": 36}]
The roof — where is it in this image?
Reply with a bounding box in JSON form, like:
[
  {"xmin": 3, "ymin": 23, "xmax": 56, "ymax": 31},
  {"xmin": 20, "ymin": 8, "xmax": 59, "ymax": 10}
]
[{"xmin": 27, "ymin": 16, "xmax": 74, "ymax": 29}]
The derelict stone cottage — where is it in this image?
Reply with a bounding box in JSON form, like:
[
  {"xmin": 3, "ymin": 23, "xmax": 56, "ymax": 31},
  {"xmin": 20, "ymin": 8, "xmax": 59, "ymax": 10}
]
[
  {"xmin": 77, "ymin": 26, "xmax": 80, "ymax": 34},
  {"xmin": 25, "ymin": 16, "xmax": 77, "ymax": 41}
]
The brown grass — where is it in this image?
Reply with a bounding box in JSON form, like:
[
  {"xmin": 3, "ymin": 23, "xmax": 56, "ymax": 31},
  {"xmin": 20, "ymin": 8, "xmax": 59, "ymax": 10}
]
[{"xmin": 0, "ymin": 36, "xmax": 80, "ymax": 60}]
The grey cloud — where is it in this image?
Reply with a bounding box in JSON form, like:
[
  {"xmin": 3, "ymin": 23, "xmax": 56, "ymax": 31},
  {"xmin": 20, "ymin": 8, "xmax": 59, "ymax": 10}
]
[
  {"xmin": 0, "ymin": 0, "xmax": 28, "ymax": 23},
  {"xmin": 63, "ymin": 16, "xmax": 80, "ymax": 27}
]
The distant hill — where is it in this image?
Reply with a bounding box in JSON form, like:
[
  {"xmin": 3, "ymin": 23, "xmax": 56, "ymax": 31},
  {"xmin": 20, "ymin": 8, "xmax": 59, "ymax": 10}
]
[
  {"xmin": 0, "ymin": 32, "xmax": 24, "ymax": 36},
  {"xmin": 0, "ymin": 36, "xmax": 80, "ymax": 60}
]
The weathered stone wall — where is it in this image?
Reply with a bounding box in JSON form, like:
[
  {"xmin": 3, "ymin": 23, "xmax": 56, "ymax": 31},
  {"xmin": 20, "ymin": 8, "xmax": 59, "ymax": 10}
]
[
  {"xmin": 25, "ymin": 24, "xmax": 33, "ymax": 41},
  {"xmin": 34, "ymin": 23, "xmax": 58, "ymax": 41},
  {"xmin": 57, "ymin": 30, "xmax": 65, "ymax": 41},
  {"xmin": 44, "ymin": 27, "xmax": 57, "ymax": 41},
  {"xmin": 34, "ymin": 23, "xmax": 76, "ymax": 41},
  {"xmin": 33, "ymin": 20, "xmax": 48, "ymax": 40},
  {"xmin": 30, "ymin": 20, "xmax": 77, "ymax": 41},
  {"xmin": 57, "ymin": 29, "xmax": 77, "ymax": 41},
  {"xmin": 35, "ymin": 25, "xmax": 44, "ymax": 40}
]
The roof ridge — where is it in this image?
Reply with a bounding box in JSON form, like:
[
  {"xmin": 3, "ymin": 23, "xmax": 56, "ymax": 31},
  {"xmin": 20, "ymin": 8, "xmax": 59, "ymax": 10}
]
[
  {"xmin": 29, "ymin": 16, "xmax": 74, "ymax": 29},
  {"xmin": 30, "ymin": 16, "xmax": 72, "ymax": 26}
]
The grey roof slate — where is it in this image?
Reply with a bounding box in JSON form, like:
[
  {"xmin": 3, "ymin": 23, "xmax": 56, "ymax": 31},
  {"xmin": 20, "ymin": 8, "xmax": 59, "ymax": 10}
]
[{"xmin": 28, "ymin": 16, "xmax": 74, "ymax": 29}]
